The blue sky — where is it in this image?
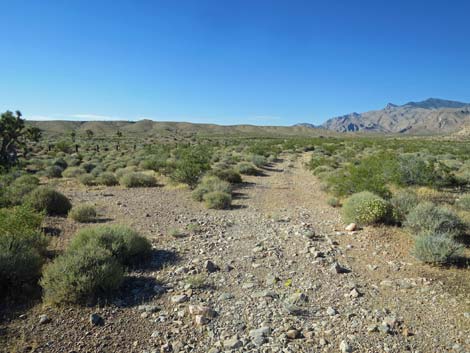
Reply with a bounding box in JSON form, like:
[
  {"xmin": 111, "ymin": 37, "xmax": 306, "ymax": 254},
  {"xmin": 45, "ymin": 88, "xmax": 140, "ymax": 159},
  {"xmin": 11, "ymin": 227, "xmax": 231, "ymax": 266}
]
[{"xmin": 1, "ymin": 0, "xmax": 470, "ymax": 126}]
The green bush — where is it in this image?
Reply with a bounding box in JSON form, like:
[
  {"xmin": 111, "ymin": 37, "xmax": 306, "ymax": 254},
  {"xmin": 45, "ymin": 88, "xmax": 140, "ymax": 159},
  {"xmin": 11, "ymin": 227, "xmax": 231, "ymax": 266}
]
[
  {"xmin": 327, "ymin": 197, "xmax": 341, "ymax": 208},
  {"xmin": 120, "ymin": 172, "xmax": 157, "ymax": 188},
  {"xmin": 0, "ymin": 206, "xmax": 47, "ymax": 296},
  {"xmin": 251, "ymin": 155, "xmax": 267, "ymax": 167},
  {"xmin": 208, "ymin": 168, "xmax": 242, "ymax": 183},
  {"xmin": 342, "ymin": 191, "xmax": 391, "ymax": 225},
  {"xmin": 63, "ymin": 166, "xmax": 85, "ymax": 178},
  {"xmin": 69, "ymin": 204, "xmax": 97, "ymax": 223},
  {"xmin": 404, "ymin": 202, "xmax": 465, "ymax": 237},
  {"xmin": 237, "ymin": 162, "xmax": 259, "ymax": 176},
  {"xmin": 27, "ymin": 187, "xmax": 72, "ymax": 215},
  {"xmin": 96, "ymin": 172, "xmax": 118, "ymax": 186},
  {"xmin": 390, "ymin": 189, "xmax": 419, "ymax": 224},
  {"xmin": 68, "ymin": 225, "xmax": 152, "ymax": 266},
  {"xmin": 45, "ymin": 165, "xmax": 63, "ymax": 178},
  {"xmin": 192, "ymin": 176, "xmax": 231, "ymax": 202},
  {"xmin": 53, "ymin": 158, "xmax": 68, "ymax": 170},
  {"xmin": 456, "ymin": 194, "xmax": 470, "ymax": 211},
  {"xmin": 41, "ymin": 245, "xmax": 123, "ymax": 305},
  {"xmin": 81, "ymin": 162, "xmax": 96, "ymax": 173},
  {"xmin": 79, "ymin": 173, "xmax": 96, "ymax": 186},
  {"xmin": 203, "ymin": 191, "xmax": 232, "ymax": 209},
  {"xmin": 3, "ymin": 176, "xmax": 40, "ymax": 206},
  {"xmin": 412, "ymin": 234, "xmax": 464, "ymax": 265}
]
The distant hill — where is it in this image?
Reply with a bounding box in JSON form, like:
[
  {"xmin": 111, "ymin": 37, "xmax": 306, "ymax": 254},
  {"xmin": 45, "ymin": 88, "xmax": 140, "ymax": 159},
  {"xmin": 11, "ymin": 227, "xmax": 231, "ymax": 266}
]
[
  {"xmin": 321, "ymin": 98, "xmax": 470, "ymax": 134},
  {"xmin": 27, "ymin": 120, "xmax": 330, "ymax": 139},
  {"xmin": 293, "ymin": 123, "xmax": 317, "ymax": 129}
]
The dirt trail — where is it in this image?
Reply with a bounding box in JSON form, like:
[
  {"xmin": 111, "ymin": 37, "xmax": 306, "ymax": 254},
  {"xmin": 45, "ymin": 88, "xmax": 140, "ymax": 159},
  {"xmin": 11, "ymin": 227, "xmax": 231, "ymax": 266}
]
[{"xmin": 2, "ymin": 153, "xmax": 469, "ymax": 353}]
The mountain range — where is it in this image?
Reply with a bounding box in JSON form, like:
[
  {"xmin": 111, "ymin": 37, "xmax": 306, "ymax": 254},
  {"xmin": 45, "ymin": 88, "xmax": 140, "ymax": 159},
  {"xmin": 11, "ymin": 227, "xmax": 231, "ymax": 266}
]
[{"xmin": 318, "ymin": 98, "xmax": 470, "ymax": 134}]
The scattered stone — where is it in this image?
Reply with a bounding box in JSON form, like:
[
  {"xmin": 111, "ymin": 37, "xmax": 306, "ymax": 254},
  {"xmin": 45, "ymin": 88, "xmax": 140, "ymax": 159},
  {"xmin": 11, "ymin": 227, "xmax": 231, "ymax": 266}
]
[
  {"xmin": 331, "ymin": 262, "xmax": 350, "ymax": 274},
  {"xmin": 218, "ymin": 293, "xmax": 234, "ymax": 301},
  {"xmin": 138, "ymin": 304, "xmax": 160, "ymax": 313},
  {"xmin": 340, "ymin": 340, "xmax": 353, "ymax": 353},
  {"xmin": 170, "ymin": 294, "xmax": 189, "ymax": 304},
  {"xmin": 153, "ymin": 284, "xmax": 166, "ymax": 295},
  {"xmin": 223, "ymin": 336, "xmax": 243, "ymax": 350},
  {"xmin": 194, "ymin": 315, "xmax": 210, "ymax": 326},
  {"xmin": 349, "ymin": 288, "xmax": 362, "ymax": 298},
  {"xmin": 89, "ymin": 313, "xmax": 104, "ymax": 326},
  {"xmin": 367, "ymin": 324, "xmax": 378, "ymax": 333},
  {"xmin": 286, "ymin": 329, "xmax": 301, "ymax": 339},
  {"xmin": 326, "ymin": 307, "xmax": 337, "ymax": 316},
  {"xmin": 38, "ymin": 314, "xmax": 51, "ymax": 325},
  {"xmin": 345, "ymin": 223, "xmax": 357, "ymax": 231},
  {"xmin": 205, "ymin": 260, "xmax": 220, "ymax": 273},
  {"xmin": 288, "ymin": 292, "xmax": 308, "ymax": 305},
  {"xmin": 188, "ymin": 305, "xmax": 217, "ymax": 318},
  {"xmin": 266, "ymin": 274, "xmax": 279, "ymax": 285}
]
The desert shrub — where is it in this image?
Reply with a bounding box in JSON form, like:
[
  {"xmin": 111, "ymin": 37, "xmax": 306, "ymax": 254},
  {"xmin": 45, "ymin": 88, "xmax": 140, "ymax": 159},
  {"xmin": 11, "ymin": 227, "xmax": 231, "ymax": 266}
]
[
  {"xmin": 342, "ymin": 191, "xmax": 391, "ymax": 225},
  {"xmin": 397, "ymin": 154, "xmax": 455, "ymax": 187},
  {"xmin": 412, "ymin": 234, "xmax": 464, "ymax": 265},
  {"xmin": 96, "ymin": 172, "xmax": 118, "ymax": 186},
  {"xmin": 192, "ymin": 176, "xmax": 231, "ymax": 202},
  {"xmin": 81, "ymin": 162, "xmax": 96, "ymax": 173},
  {"xmin": 415, "ymin": 187, "xmax": 449, "ymax": 203},
  {"xmin": 251, "ymin": 154, "xmax": 267, "ymax": 167},
  {"xmin": 27, "ymin": 187, "xmax": 72, "ymax": 215},
  {"xmin": 313, "ymin": 165, "xmax": 335, "ymax": 176},
  {"xmin": 120, "ymin": 172, "xmax": 157, "ymax": 188},
  {"xmin": 45, "ymin": 165, "xmax": 63, "ymax": 178},
  {"xmin": 327, "ymin": 197, "xmax": 341, "ymax": 208},
  {"xmin": 140, "ymin": 156, "xmax": 167, "ymax": 172},
  {"xmin": 79, "ymin": 173, "xmax": 96, "ymax": 186},
  {"xmin": 390, "ymin": 189, "xmax": 419, "ymax": 224},
  {"xmin": 90, "ymin": 166, "xmax": 105, "ymax": 177},
  {"xmin": 3, "ymin": 175, "xmax": 40, "ymax": 206},
  {"xmin": 68, "ymin": 225, "xmax": 151, "ymax": 265},
  {"xmin": 237, "ymin": 162, "xmax": 259, "ymax": 176},
  {"xmin": 0, "ymin": 206, "xmax": 47, "ymax": 296},
  {"xmin": 115, "ymin": 166, "xmax": 138, "ymax": 179},
  {"xmin": 69, "ymin": 204, "xmax": 97, "ymax": 223},
  {"xmin": 41, "ymin": 245, "xmax": 123, "ymax": 305},
  {"xmin": 327, "ymin": 154, "xmax": 394, "ymax": 199},
  {"xmin": 53, "ymin": 158, "xmax": 68, "ymax": 170},
  {"xmin": 208, "ymin": 168, "xmax": 242, "ymax": 183},
  {"xmin": 63, "ymin": 166, "xmax": 85, "ymax": 178},
  {"xmin": 456, "ymin": 194, "xmax": 470, "ymax": 211},
  {"xmin": 55, "ymin": 140, "xmax": 72, "ymax": 153},
  {"xmin": 404, "ymin": 202, "xmax": 465, "ymax": 237},
  {"xmin": 203, "ymin": 191, "xmax": 232, "ymax": 209}
]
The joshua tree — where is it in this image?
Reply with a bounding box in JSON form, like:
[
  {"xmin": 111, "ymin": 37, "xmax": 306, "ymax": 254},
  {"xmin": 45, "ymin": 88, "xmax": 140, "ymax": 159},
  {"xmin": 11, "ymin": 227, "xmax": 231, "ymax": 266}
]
[
  {"xmin": 0, "ymin": 110, "xmax": 41, "ymax": 168},
  {"xmin": 85, "ymin": 129, "xmax": 94, "ymax": 139}
]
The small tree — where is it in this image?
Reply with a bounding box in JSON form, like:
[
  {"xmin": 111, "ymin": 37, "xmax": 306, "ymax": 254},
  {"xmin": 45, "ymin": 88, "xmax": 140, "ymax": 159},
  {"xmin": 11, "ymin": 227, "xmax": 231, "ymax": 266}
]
[
  {"xmin": 70, "ymin": 131, "xmax": 76, "ymax": 142},
  {"xmin": 85, "ymin": 129, "xmax": 94, "ymax": 139},
  {"xmin": 0, "ymin": 111, "xmax": 40, "ymax": 168}
]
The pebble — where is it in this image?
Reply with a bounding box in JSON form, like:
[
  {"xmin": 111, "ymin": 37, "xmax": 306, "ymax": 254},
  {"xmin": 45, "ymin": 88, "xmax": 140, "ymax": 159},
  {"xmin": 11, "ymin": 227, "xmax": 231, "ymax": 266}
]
[
  {"xmin": 340, "ymin": 340, "xmax": 353, "ymax": 353},
  {"xmin": 38, "ymin": 314, "xmax": 51, "ymax": 325},
  {"xmin": 171, "ymin": 294, "xmax": 189, "ymax": 304}
]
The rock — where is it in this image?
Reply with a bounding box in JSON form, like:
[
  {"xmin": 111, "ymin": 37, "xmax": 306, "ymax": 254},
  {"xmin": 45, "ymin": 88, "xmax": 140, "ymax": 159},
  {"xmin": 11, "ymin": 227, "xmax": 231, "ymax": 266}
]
[
  {"xmin": 345, "ymin": 223, "xmax": 357, "ymax": 231},
  {"xmin": 170, "ymin": 294, "xmax": 189, "ymax": 304},
  {"xmin": 331, "ymin": 262, "xmax": 350, "ymax": 274},
  {"xmin": 367, "ymin": 324, "xmax": 378, "ymax": 333},
  {"xmin": 153, "ymin": 284, "xmax": 166, "ymax": 295},
  {"xmin": 286, "ymin": 329, "xmax": 301, "ymax": 339},
  {"xmin": 160, "ymin": 343, "xmax": 172, "ymax": 352},
  {"xmin": 38, "ymin": 314, "xmax": 51, "ymax": 325},
  {"xmin": 464, "ymin": 312, "xmax": 470, "ymax": 319},
  {"xmin": 188, "ymin": 305, "xmax": 217, "ymax": 318},
  {"xmin": 382, "ymin": 315, "xmax": 398, "ymax": 328},
  {"xmin": 378, "ymin": 324, "xmax": 391, "ymax": 334},
  {"xmin": 253, "ymin": 290, "xmax": 278, "ymax": 299},
  {"xmin": 340, "ymin": 340, "xmax": 353, "ymax": 353},
  {"xmin": 266, "ymin": 274, "xmax": 280, "ymax": 285},
  {"xmin": 288, "ymin": 292, "xmax": 308, "ymax": 305},
  {"xmin": 205, "ymin": 260, "xmax": 220, "ymax": 273},
  {"xmin": 89, "ymin": 313, "xmax": 104, "ymax": 326},
  {"xmin": 194, "ymin": 315, "xmax": 210, "ymax": 326},
  {"xmin": 326, "ymin": 307, "xmax": 338, "ymax": 316},
  {"xmin": 223, "ymin": 336, "xmax": 243, "ymax": 350},
  {"xmin": 218, "ymin": 293, "xmax": 234, "ymax": 301},
  {"xmin": 303, "ymin": 229, "xmax": 315, "ymax": 239},
  {"xmin": 138, "ymin": 304, "xmax": 160, "ymax": 313},
  {"xmin": 349, "ymin": 288, "xmax": 362, "ymax": 298},
  {"xmin": 249, "ymin": 326, "xmax": 271, "ymax": 346}
]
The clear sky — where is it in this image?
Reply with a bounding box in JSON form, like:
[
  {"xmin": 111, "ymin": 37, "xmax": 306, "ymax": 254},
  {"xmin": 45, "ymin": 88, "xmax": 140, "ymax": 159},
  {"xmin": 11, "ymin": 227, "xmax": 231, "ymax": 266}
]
[{"xmin": 1, "ymin": 0, "xmax": 470, "ymax": 126}]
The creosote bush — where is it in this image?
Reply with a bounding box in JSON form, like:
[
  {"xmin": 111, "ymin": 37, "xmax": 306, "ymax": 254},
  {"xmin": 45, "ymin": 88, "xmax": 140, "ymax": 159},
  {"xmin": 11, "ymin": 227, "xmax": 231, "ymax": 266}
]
[
  {"xmin": 68, "ymin": 225, "xmax": 152, "ymax": 266},
  {"xmin": 412, "ymin": 234, "xmax": 464, "ymax": 265},
  {"xmin": 0, "ymin": 206, "xmax": 47, "ymax": 296},
  {"xmin": 203, "ymin": 191, "xmax": 232, "ymax": 210},
  {"xmin": 390, "ymin": 189, "xmax": 419, "ymax": 224},
  {"xmin": 237, "ymin": 162, "xmax": 259, "ymax": 176},
  {"xmin": 79, "ymin": 173, "xmax": 96, "ymax": 186},
  {"xmin": 63, "ymin": 167, "xmax": 85, "ymax": 178},
  {"xmin": 45, "ymin": 165, "xmax": 63, "ymax": 178},
  {"xmin": 69, "ymin": 204, "xmax": 97, "ymax": 223},
  {"xmin": 27, "ymin": 187, "xmax": 72, "ymax": 215},
  {"xmin": 120, "ymin": 172, "xmax": 157, "ymax": 188},
  {"xmin": 41, "ymin": 245, "xmax": 123, "ymax": 305},
  {"xmin": 192, "ymin": 176, "xmax": 231, "ymax": 202},
  {"xmin": 404, "ymin": 202, "xmax": 465, "ymax": 238},
  {"xmin": 208, "ymin": 168, "xmax": 242, "ymax": 183},
  {"xmin": 342, "ymin": 191, "xmax": 391, "ymax": 225},
  {"xmin": 96, "ymin": 172, "xmax": 118, "ymax": 186}
]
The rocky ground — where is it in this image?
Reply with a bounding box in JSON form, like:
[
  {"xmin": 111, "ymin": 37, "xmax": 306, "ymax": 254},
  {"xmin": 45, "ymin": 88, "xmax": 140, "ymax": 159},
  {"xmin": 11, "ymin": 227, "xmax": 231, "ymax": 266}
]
[{"xmin": 1, "ymin": 153, "xmax": 469, "ymax": 353}]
